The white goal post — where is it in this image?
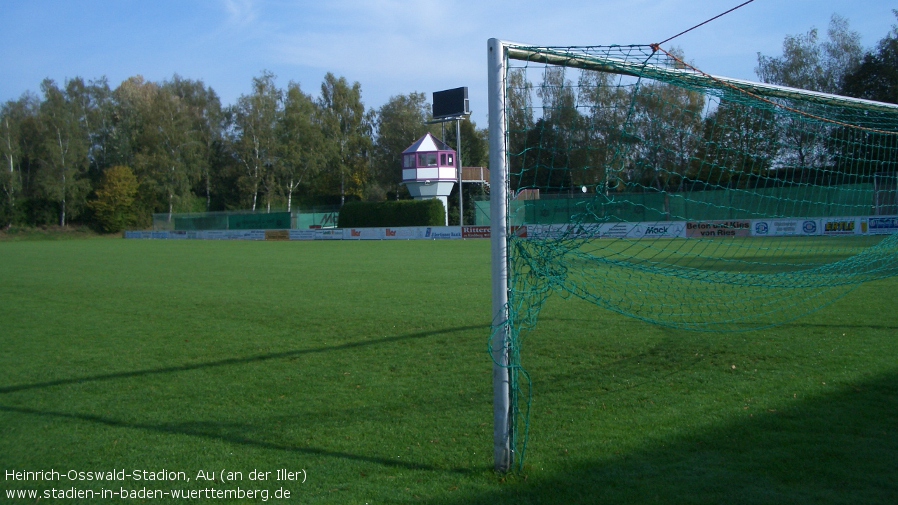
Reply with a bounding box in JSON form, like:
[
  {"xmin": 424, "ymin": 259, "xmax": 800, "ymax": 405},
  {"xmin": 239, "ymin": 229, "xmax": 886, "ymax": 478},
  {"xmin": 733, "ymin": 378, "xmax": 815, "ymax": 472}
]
[{"xmin": 488, "ymin": 38, "xmax": 512, "ymax": 473}]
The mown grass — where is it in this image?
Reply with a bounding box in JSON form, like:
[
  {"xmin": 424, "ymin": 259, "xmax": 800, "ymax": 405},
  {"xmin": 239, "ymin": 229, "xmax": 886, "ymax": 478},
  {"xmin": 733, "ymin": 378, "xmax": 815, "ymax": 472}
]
[{"xmin": 1, "ymin": 238, "xmax": 896, "ymax": 504}]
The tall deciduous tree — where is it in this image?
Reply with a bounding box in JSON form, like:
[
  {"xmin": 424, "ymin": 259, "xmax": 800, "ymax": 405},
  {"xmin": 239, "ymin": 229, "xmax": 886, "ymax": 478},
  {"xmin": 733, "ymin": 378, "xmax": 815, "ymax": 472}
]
[
  {"xmin": 318, "ymin": 73, "xmax": 373, "ymax": 205},
  {"xmin": 577, "ymin": 69, "xmax": 631, "ymax": 192},
  {"xmin": 506, "ymin": 68, "xmax": 534, "ymax": 192},
  {"xmin": 756, "ymin": 15, "xmax": 864, "ymax": 182},
  {"xmin": 38, "ymin": 79, "xmax": 91, "ymax": 226},
  {"xmin": 162, "ymin": 76, "xmax": 222, "ymax": 212},
  {"xmin": 691, "ymin": 101, "xmax": 779, "ymax": 188},
  {"xmin": 756, "ymin": 14, "xmax": 863, "ymax": 93},
  {"xmin": 277, "ymin": 82, "xmax": 325, "ymax": 211},
  {"xmin": 839, "ymin": 13, "xmax": 898, "ymax": 176},
  {"xmin": 373, "ymin": 92, "xmax": 433, "ymax": 198},
  {"xmin": 149, "ymin": 85, "xmax": 198, "ymax": 218},
  {"xmin": 229, "ymin": 72, "xmax": 282, "ymax": 211},
  {"xmin": 842, "ymin": 12, "xmax": 898, "ymax": 103},
  {"xmin": 0, "ymin": 98, "xmax": 36, "ymax": 225},
  {"xmin": 442, "ymin": 117, "xmax": 488, "ymax": 168}
]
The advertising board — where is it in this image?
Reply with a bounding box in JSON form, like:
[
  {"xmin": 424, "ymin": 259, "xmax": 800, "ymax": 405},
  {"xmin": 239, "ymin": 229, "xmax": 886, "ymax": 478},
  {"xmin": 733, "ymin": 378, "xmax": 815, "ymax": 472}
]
[
  {"xmin": 314, "ymin": 229, "xmax": 343, "ymax": 240},
  {"xmin": 343, "ymin": 228, "xmax": 383, "ymax": 240},
  {"xmin": 383, "ymin": 227, "xmax": 422, "ymax": 240},
  {"xmin": 461, "ymin": 226, "xmax": 490, "ymax": 239},
  {"xmin": 265, "ymin": 230, "xmax": 290, "ymax": 241},
  {"xmin": 752, "ymin": 219, "xmax": 820, "ymax": 237},
  {"xmin": 289, "ymin": 230, "xmax": 316, "ymax": 241},
  {"xmin": 867, "ymin": 216, "xmax": 898, "ymax": 235},
  {"xmin": 822, "ymin": 217, "xmax": 859, "ymax": 236},
  {"xmin": 426, "ymin": 227, "xmax": 463, "ymax": 239},
  {"xmin": 687, "ymin": 220, "xmax": 751, "ymax": 238}
]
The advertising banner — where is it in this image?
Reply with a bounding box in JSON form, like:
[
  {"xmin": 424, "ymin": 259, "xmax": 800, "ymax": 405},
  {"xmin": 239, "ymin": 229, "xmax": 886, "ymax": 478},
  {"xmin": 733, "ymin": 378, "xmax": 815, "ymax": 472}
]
[
  {"xmin": 461, "ymin": 226, "xmax": 490, "ymax": 239},
  {"xmin": 265, "ymin": 230, "xmax": 290, "ymax": 241},
  {"xmin": 314, "ymin": 229, "xmax": 343, "ymax": 240},
  {"xmin": 524, "ymin": 222, "xmax": 685, "ymax": 240},
  {"xmin": 383, "ymin": 227, "xmax": 422, "ymax": 240},
  {"xmin": 630, "ymin": 221, "xmax": 686, "ymax": 239},
  {"xmin": 594, "ymin": 222, "xmax": 633, "ymax": 239},
  {"xmin": 867, "ymin": 216, "xmax": 898, "ymax": 235},
  {"xmin": 199, "ymin": 230, "xmax": 229, "ymax": 240},
  {"xmin": 822, "ymin": 217, "xmax": 860, "ymax": 236},
  {"xmin": 525, "ymin": 224, "xmax": 570, "ymax": 239},
  {"xmin": 289, "ymin": 230, "xmax": 316, "ymax": 241},
  {"xmin": 124, "ymin": 231, "xmax": 154, "ymax": 239},
  {"xmin": 343, "ymin": 228, "xmax": 385, "ymax": 240},
  {"xmin": 752, "ymin": 219, "xmax": 820, "ymax": 236},
  {"xmin": 687, "ymin": 220, "xmax": 752, "ymax": 238},
  {"xmin": 426, "ymin": 227, "xmax": 463, "ymax": 240},
  {"xmin": 126, "ymin": 215, "xmax": 895, "ymax": 241}
]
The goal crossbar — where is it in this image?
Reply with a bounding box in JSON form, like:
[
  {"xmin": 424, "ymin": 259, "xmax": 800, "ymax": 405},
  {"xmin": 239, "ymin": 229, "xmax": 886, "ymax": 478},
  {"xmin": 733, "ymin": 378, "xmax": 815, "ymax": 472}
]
[{"xmin": 505, "ymin": 43, "xmax": 898, "ymax": 115}]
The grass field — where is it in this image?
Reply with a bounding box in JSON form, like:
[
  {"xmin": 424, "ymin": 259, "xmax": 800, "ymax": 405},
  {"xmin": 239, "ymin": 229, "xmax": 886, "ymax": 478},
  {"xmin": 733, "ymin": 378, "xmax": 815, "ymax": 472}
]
[{"xmin": 1, "ymin": 237, "xmax": 896, "ymax": 504}]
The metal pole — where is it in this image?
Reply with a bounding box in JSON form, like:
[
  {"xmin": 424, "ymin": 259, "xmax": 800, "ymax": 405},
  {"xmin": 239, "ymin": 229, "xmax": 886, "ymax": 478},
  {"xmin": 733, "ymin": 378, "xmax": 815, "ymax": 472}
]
[
  {"xmin": 488, "ymin": 37, "xmax": 512, "ymax": 473},
  {"xmin": 456, "ymin": 118, "xmax": 464, "ymax": 226}
]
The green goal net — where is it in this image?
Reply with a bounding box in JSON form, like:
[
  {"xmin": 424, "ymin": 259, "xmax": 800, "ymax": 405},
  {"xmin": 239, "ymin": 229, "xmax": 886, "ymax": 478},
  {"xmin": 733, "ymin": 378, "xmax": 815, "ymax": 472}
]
[{"xmin": 487, "ymin": 40, "xmax": 898, "ymax": 471}]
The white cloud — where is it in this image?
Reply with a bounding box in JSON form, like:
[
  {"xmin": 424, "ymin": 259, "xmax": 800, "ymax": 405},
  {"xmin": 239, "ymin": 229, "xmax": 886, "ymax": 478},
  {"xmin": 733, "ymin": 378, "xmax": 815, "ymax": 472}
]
[{"xmin": 221, "ymin": 0, "xmax": 259, "ymax": 26}]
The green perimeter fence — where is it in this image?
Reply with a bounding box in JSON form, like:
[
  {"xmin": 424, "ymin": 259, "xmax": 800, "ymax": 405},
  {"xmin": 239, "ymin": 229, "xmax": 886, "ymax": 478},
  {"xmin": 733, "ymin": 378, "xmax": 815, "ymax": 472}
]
[
  {"xmin": 474, "ymin": 183, "xmax": 894, "ymax": 225},
  {"xmin": 152, "ymin": 184, "xmax": 893, "ymax": 230},
  {"xmin": 152, "ymin": 207, "xmax": 339, "ymax": 231}
]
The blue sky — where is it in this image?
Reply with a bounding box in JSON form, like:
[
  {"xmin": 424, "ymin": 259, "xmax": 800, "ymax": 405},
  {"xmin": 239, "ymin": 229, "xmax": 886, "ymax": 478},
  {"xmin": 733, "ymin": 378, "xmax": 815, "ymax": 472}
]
[{"xmin": 1, "ymin": 0, "xmax": 895, "ymax": 125}]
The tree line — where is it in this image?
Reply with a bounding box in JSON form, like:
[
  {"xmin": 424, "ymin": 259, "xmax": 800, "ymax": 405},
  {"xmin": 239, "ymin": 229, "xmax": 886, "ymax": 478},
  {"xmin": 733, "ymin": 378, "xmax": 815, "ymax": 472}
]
[
  {"xmin": 0, "ymin": 71, "xmax": 487, "ymax": 231},
  {"xmin": 3, "ymin": 13, "xmax": 894, "ymax": 232},
  {"xmin": 505, "ymin": 15, "xmax": 898, "ymax": 197}
]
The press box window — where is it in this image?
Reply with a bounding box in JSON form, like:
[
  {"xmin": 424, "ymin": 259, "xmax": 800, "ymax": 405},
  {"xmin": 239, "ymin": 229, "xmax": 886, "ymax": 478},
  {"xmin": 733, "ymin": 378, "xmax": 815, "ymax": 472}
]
[{"xmin": 418, "ymin": 153, "xmax": 437, "ymax": 166}]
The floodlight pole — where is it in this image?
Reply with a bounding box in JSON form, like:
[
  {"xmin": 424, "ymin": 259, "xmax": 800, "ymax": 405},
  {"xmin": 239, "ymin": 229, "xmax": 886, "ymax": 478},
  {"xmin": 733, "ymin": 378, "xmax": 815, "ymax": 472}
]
[
  {"xmin": 488, "ymin": 37, "xmax": 513, "ymax": 473},
  {"xmin": 456, "ymin": 118, "xmax": 463, "ymax": 226},
  {"xmin": 429, "ymin": 113, "xmax": 469, "ymax": 226}
]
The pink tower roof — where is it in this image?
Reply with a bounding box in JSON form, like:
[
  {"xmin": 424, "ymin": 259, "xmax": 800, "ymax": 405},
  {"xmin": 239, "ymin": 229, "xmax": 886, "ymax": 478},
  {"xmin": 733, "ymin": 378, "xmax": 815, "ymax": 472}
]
[{"xmin": 402, "ymin": 132, "xmax": 454, "ymax": 154}]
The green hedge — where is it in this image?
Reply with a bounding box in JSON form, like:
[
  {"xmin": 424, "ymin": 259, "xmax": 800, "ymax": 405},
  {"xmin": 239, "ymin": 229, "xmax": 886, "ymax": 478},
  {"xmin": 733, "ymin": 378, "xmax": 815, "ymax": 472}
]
[{"xmin": 338, "ymin": 199, "xmax": 445, "ymax": 228}]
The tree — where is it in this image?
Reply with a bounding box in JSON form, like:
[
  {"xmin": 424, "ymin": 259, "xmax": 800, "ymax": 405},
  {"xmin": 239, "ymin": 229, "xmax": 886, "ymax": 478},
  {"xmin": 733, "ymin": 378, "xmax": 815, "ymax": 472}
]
[
  {"xmin": 276, "ymin": 82, "xmax": 325, "ymax": 211},
  {"xmin": 756, "ymin": 14, "xmax": 863, "ymax": 93},
  {"xmin": 0, "ymin": 98, "xmax": 36, "ymax": 226},
  {"xmin": 318, "ymin": 73, "xmax": 373, "ymax": 205},
  {"xmin": 629, "ymin": 78, "xmax": 705, "ymax": 192},
  {"xmin": 228, "ymin": 72, "xmax": 282, "ymax": 211},
  {"xmin": 506, "ymin": 68, "xmax": 535, "ymax": 192},
  {"xmin": 756, "ymin": 16, "xmax": 864, "ymax": 182},
  {"xmin": 148, "ymin": 85, "xmax": 200, "ymax": 218},
  {"xmin": 441, "ymin": 117, "xmax": 488, "ymax": 168},
  {"xmin": 690, "ymin": 101, "xmax": 779, "ymax": 188},
  {"xmin": 372, "ymin": 92, "xmax": 433, "ymax": 198},
  {"xmin": 162, "ymin": 76, "xmax": 223, "ymax": 212},
  {"xmin": 88, "ymin": 165, "xmax": 138, "ymax": 232},
  {"xmin": 842, "ymin": 12, "xmax": 898, "ymax": 103},
  {"xmin": 37, "ymin": 78, "xmax": 92, "ymax": 226},
  {"xmin": 839, "ymin": 14, "xmax": 898, "ymax": 176},
  {"xmin": 577, "ymin": 69, "xmax": 632, "ymax": 192}
]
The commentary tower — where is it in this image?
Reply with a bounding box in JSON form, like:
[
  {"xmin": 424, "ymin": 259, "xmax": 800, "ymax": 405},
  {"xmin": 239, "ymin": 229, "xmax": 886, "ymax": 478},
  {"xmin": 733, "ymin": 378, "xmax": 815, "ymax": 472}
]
[{"xmin": 401, "ymin": 133, "xmax": 457, "ymax": 226}]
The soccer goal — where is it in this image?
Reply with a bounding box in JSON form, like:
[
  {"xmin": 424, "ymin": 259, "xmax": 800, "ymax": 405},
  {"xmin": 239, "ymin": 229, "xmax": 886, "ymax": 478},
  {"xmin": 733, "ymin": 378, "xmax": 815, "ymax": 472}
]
[{"xmin": 487, "ymin": 39, "xmax": 898, "ymax": 472}]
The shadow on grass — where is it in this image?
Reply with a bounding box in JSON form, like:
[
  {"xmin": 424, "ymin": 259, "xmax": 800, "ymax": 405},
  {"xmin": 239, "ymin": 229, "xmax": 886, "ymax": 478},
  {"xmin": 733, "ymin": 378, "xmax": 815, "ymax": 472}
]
[
  {"xmin": 0, "ymin": 324, "xmax": 486, "ymax": 394},
  {"xmin": 540, "ymin": 316, "xmax": 898, "ymax": 335},
  {"xmin": 437, "ymin": 371, "xmax": 898, "ymax": 505},
  {"xmin": 0, "ymin": 325, "xmax": 487, "ymax": 474},
  {"xmin": 0, "ymin": 403, "xmax": 462, "ymax": 473}
]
